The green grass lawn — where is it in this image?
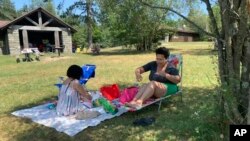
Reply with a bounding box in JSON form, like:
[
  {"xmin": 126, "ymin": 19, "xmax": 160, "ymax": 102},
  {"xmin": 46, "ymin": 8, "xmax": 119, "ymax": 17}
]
[{"xmin": 0, "ymin": 42, "xmax": 222, "ymax": 141}]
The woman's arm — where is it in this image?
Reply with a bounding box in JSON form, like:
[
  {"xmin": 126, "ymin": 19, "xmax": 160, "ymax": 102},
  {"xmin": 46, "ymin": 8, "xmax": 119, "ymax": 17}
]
[
  {"xmin": 157, "ymin": 67, "xmax": 181, "ymax": 84},
  {"xmin": 135, "ymin": 67, "xmax": 145, "ymax": 82},
  {"xmin": 157, "ymin": 71, "xmax": 181, "ymax": 84},
  {"xmin": 74, "ymin": 82, "xmax": 92, "ymax": 100},
  {"xmin": 165, "ymin": 73, "xmax": 181, "ymax": 84}
]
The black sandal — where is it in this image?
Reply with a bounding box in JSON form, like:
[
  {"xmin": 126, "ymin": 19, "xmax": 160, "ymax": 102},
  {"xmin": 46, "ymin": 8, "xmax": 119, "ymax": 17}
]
[{"xmin": 133, "ymin": 117, "xmax": 156, "ymax": 126}]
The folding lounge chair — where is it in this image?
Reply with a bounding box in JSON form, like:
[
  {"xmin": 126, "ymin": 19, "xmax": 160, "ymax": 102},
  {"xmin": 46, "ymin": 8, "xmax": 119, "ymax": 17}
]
[
  {"xmin": 127, "ymin": 54, "xmax": 183, "ymax": 112},
  {"xmin": 54, "ymin": 64, "xmax": 96, "ymax": 89}
]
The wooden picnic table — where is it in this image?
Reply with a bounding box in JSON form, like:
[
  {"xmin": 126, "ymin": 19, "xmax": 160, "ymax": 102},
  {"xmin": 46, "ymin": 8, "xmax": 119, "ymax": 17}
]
[
  {"xmin": 17, "ymin": 48, "xmax": 40, "ymax": 63},
  {"xmin": 54, "ymin": 47, "xmax": 63, "ymax": 57},
  {"xmin": 21, "ymin": 48, "xmax": 33, "ymax": 61}
]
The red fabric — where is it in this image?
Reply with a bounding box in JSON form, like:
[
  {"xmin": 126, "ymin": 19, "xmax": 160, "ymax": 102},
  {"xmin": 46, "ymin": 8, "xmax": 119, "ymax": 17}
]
[
  {"xmin": 119, "ymin": 86, "xmax": 139, "ymax": 104},
  {"xmin": 100, "ymin": 84, "xmax": 120, "ymax": 101}
]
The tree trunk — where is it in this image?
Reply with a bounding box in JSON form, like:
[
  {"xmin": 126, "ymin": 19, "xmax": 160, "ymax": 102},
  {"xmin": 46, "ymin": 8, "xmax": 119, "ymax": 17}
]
[
  {"xmin": 218, "ymin": 0, "xmax": 250, "ymax": 123},
  {"xmin": 234, "ymin": 0, "xmax": 249, "ymax": 120},
  {"xmin": 243, "ymin": 37, "xmax": 250, "ymax": 124},
  {"xmin": 86, "ymin": 0, "xmax": 93, "ymax": 49}
]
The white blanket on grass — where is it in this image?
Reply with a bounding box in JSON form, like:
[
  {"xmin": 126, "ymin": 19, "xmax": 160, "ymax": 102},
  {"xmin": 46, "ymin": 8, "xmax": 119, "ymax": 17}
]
[{"xmin": 11, "ymin": 91, "xmax": 128, "ymax": 136}]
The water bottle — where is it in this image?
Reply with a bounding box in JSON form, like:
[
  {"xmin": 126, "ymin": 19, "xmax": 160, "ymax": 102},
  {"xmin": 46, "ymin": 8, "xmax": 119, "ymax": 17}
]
[
  {"xmin": 101, "ymin": 98, "xmax": 118, "ymax": 115},
  {"xmin": 47, "ymin": 103, "xmax": 56, "ymax": 109},
  {"xmin": 93, "ymin": 98, "xmax": 118, "ymax": 115}
]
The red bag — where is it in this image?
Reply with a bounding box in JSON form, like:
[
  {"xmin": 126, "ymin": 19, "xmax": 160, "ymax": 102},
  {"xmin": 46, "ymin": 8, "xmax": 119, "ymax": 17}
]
[
  {"xmin": 100, "ymin": 84, "xmax": 120, "ymax": 101},
  {"xmin": 119, "ymin": 86, "xmax": 139, "ymax": 104}
]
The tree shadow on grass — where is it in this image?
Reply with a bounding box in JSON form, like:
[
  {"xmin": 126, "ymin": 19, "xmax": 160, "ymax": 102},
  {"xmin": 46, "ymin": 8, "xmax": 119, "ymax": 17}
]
[
  {"xmin": 84, "ymin": 47, "xmax": 217, "ymax": 57},
  {"xmin": 84, "ymin": 46, "xmax": 182, "ymax": 56},
  {"xmin": 5, "ymin": 86, "xmax": 223, "ymax": 141},
  {"xmin": 85, "ymin": 48, "xmax": 151, "ymax": 56}
]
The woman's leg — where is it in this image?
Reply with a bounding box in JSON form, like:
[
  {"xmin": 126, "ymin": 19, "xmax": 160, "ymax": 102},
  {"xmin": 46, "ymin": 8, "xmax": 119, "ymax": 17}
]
[
  {"xmin": 127, "ymin": 81, "xmax": 167, "ymax": 107},
  {"xmin": 132, "ymin": 84, "xmax": 148, "ymax": 101},
  {"xmin": 135, "ymin": 81, "xmax": 166, "ymax": 104},
  {"xmin": 153, "ymin": 82, "xmax": 167, "ymax": 98}
]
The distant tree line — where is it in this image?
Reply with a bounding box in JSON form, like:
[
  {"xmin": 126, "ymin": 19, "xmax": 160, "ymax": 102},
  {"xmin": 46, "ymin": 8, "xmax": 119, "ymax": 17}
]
[{"xmin": 1, "ymin": 0, "xmax": 214, "ymax": 51}]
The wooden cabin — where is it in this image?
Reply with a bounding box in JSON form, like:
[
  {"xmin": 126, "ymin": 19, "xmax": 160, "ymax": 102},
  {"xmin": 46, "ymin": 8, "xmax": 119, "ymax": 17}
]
[
  {"xmin": 169, "ymin": 29, "xmax": 200, "ymax": 42},
  {"xmin": 0, "ymin": 7, "xmax": 76, "ymax": 55}
]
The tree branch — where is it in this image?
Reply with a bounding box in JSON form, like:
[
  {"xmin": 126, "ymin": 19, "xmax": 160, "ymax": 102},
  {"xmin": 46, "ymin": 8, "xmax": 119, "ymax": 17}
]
[
  {"xmin": 139, "ymin": 0, "xmax": 216, "ymax": 38},
  {"xmin": 201, "ymin": 0, "xmax": 220, "ymax": 38}
]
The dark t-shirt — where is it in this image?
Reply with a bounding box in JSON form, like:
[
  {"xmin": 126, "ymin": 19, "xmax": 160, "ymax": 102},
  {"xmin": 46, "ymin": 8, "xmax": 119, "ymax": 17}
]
[{"xmin": 142, "ymin": 61, "xmax": 179, "ymax": 84}]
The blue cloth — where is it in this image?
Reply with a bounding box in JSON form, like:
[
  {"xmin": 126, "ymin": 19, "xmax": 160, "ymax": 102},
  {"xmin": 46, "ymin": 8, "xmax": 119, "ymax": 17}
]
[{"xmin": 79, "ymin": 64, "xmax": 96, "ymax": 85}]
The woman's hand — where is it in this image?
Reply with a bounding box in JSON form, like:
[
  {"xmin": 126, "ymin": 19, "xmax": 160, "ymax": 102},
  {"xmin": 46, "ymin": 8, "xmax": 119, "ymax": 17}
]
[
  {"xmin": 86, "ymin": 93, "xmax": 92, "ymax": 101},
  {"xmin": 74, "ymin": 81, "xmax": 92, "ymax": 101},
  {"xmin": 156, "ymin": 62, "xmax": 167, "ymax": 76},
  {"xmin": 135, "ymin": 67, "xmax": 144, "ymax": 82},
  {"xmin": 156, "ymin": 71, "xmax": 166, "ymax": 76},
  {"xmin": 80, "ymin": 94, "xmax": 92, "ymax": 102},
  {"xmin": 136, "ymin": 73, "xmax": 143, "ymax": 82}
]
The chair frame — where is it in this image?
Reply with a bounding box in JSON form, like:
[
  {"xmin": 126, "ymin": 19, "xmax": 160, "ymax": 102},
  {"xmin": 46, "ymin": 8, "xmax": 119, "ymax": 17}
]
[{"xmin": 157, "ymin": 54, "xmax": 183, "ymax": 112}]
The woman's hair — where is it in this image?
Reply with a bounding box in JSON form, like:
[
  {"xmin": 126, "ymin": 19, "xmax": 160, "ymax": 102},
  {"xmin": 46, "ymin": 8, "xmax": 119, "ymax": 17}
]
[
  {"xmin": 155, "ymin": 47, "xmax": 170, "ymax": 59},
  {"xmin": 67, "ymin": 65, "xmax": 83, "ymax": 80}
]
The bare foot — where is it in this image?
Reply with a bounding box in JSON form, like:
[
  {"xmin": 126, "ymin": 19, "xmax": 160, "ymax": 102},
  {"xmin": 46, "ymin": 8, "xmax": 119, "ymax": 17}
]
[
  {"xmin": 125, "ymin": 100, "xmax": 143, "ymax": 109},
  {"xmin": 136, "ymin": 100, "xmax": 143, "ymax": 105},
  {"xmin": 131, "ymin": 98, "xmax": 138, "ymax": 102},
  {"xmin": 125, "ymin": 100, "xmax": 136, "ymax": 107},
  {"xmin": 129, "ymin": 100, "xmax": 137, "ymax": 105}
]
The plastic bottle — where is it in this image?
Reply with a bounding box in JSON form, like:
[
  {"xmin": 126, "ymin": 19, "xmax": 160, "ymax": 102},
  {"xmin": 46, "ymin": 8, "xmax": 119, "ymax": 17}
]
[
  {"xmin": 47, "ymin": 103, "xmax": 56, "ymax": 109},
  {"xmin": 94, "ymin": 98, "xmax": 118, "ymax": 115}
]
